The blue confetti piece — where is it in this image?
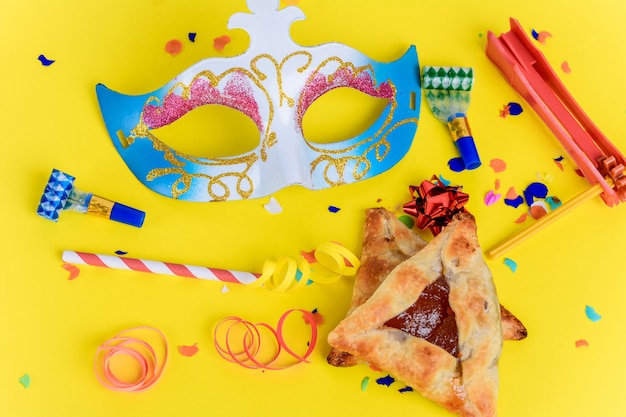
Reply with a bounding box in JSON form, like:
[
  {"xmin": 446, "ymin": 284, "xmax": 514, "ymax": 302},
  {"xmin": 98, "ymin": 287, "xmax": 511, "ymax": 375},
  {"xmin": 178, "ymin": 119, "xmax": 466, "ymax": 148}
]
[
  {"xmin": 585, "ymin": 305, "xmax": 602, "ymax": 322},
  {"xmin": 115, "ymin": 250, "xmax": 128, "ymax": 255},
  {"xmin": 523, "ymin": 182, "xmax": 548, "ymax": 205},
  {"xmin": 554, "ymin": 155, "xmax": 564, "ymax": 162},
  {"xmin": 448, "ymin": 157, "xmax": 465, "ymax": 172},
  {"xmin": 376, "ymin": 375, "xmax": 395, "ymax": 387},
  {"xmin": 507, "ymin": 102, "xmax": 523, "ymax": 115},
  {"xmin": 398, "ymin": 386, "xmax": 413, "ymax": 393},
  {"xmin": 38, "ymin": 54, "xmax": 55, "ymax": 66},
  {"xmin": 188, "ymin": 32, "xmax": 197, "ymax": 42},
  {"xmin": 531, "ymin": 29, "xmax": 539, "ymax": 40},
  {"xmin": 438, "ymin": 175, "xmax": 451, "ymax": 186},
  {"xmin": 503, "ymin": 258, "xmax": 517, "ymax": 272},
  {"xmin": 328, "ymin": 205, "xmax": 340, "ymax": 213},
  {"xmin": 504, "ymin": 195, "xmax": 524, "ymax": 208}
]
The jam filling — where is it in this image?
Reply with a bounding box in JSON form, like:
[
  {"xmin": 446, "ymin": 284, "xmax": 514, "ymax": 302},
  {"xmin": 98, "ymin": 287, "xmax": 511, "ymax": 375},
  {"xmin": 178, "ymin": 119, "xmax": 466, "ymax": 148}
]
[{"xmin": 385, "ymin": 277, "xmax": 459, "ymax": 356}]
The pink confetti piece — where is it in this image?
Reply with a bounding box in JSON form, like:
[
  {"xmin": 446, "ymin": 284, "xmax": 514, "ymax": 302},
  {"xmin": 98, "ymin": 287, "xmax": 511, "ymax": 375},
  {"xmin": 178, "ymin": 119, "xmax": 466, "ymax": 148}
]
[
  {"xmin": 484, "ymin": 190, "xmax": 502, "ymax": 206},
  {"xmin": 561, "ymin": 61, "xmax": 571, "ymax": 73},
  {"xmin": 575, "ymin": 339, "xmax": 589, "ymax": 348},
  {"xmin": 178, "ymin": 343, "xmax": 199, "ymax": 357},
  {"xmin": 489, "ymin": 159, "xmax": 507, "ymax": 173},
  {"xmin": 62, "ymin": 263, "xmax": 80, "ymax": 280},
  {"xmin": 164, "ymin": 39, "xmax": 183, "ymax": 56},
  {"xmin": 213, "ymin": 35, "xmax": 231, "ymax": 52}
]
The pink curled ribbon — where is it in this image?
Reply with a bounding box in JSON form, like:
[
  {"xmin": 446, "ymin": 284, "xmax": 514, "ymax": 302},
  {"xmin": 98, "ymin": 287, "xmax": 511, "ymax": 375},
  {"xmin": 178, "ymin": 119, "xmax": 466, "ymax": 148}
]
[
  {"xmin": 403, "ymin": 176, "xmax": 469, "ymax": 236},
  {"xmin": 94, "ymin": 326, "xmax": 168, "ymax": 392},
  {"xmin": 213, "ymin": 309, "xmax": 318, "ymax": 370}
]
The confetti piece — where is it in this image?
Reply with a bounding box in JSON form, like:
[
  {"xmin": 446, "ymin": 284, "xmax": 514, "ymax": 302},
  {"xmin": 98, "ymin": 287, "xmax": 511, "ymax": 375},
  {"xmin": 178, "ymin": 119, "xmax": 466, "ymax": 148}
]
[
  {"xmin": 553, "ymin": 159, "xmax": 564, "ymax": 171},
  {"xmin": 178, "ymin": 343, "xmax": 199, "ymax": 357},
  {"xmin": 361, "ymin": 376, "xmax": 370, "ymax": 392},
  {"xmin": 529, "ymin": 201, "xmax": 548, "ymax": 219},
  {"xmin": 448, "ymin": 157, "xmax": 465, "ymax": 172},
  {"xmin": 575, "ymin": 339, "xmax": 589, "ymax": 348},
  {"xmin": 399, "ymin": 386, "xmax": 413, "ymax": 393},
  {"xmin": 95, "ymin": 326, "xmax": 168, "ymax": 392},
  {"xmin": 561, "ymin": 61, "xmax": 571, "ymax": 73},
  {"xmin": 300, "ymin": 249, "xmax": 316, "ymax": 263},
  {"xmin": 18, "ymin": 374, "xmax": 30, "ymax": 388},
  {"xmin": 115, "ymin": 250, "xmax": 128, "ymax": 255},
  {"xmin": 503, "ymin": 258, "xmax": 518, "ymax": 272},
  {"xmin": 585, "ymin": 305, "xmax": 602, "ymax": 322},
  {"xmin": 398, "ymin": 214, "xmax": 414, "ymax": 229},
  {"xmin": 264, "ymin": 197, "xmax": 283, "ymax": 214},
  {"xmin": 438, "ymin": 175, "xmax": 451, "ymax": 186},
  {"xmin": 188, "ymin": 32, "xmax": 197, "ymax": 42},
  {"xmin": 37, "ymin": 54, "xmax": 55, "ymax": 66},
  {"xmin": 310, "ymin": 308, "xmax": 324, "ymax": 325},
  {"xmin": 505, "ymin": 187, "xmax": 518, "ymax": 200},
  {"xmin": 62, "ymin": 263, "xmax": 80, "ymax": 280},
  {"xmin": 213, "ymin": 35, "xmax": 231, "ymax": 52},
  {"xmin": 484, "ymin": 190, "xmax": 502, "ymax": 206},
  {"xmin": 514, "ymin": 213, "xmax": 529, "ymax": 223},
  {"xmin": 494, "ymin": 179, "xmax": 501, "ymax": 191},
  {"xmin": 213, "ymin": 309, "xmax": 318, "ymax": 370},
  {"xmin": 507, "ymin": 102, "xmax": 523, "ymax": 115},
  {"xmin": 376, "ymin": 375, "xmax": 395, "ymax": 387},
  {"xmin": 523, "ymin": 182, "xmax": 548, "ymax": 205},
  {"xmin": 221, "ymin": 284, "xmax": 229, "ymax": 293},
  {"xmin": 164, "ymin": 39, "xmax": 183, "ymax": 56},
  {"xmin": 328, "ymin": 205, "xmax": 341, "ymax": 213},
  {"xmin": 504, "ymin": 196, "xmax": 524, "ymax": 208},
  {"xmin": 489, "ymin": 158, "xmax": 507, "ymax": 173},
  {"xmin": 531, "ymin": 29, "xmax": 552, "ymax": 44},
  {"xmin": 545, "ymin": 196, "xmax": 562, "ymax": 210}
]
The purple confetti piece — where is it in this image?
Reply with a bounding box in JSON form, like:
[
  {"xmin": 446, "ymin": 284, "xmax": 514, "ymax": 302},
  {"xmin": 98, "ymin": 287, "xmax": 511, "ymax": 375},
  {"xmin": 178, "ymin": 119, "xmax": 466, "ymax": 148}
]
[
  {"xmin": 376, "ymin": 375, "xmax": 395, "ymax": 387},
  {"xmin": 448, "ymin": 157, "xmax": 465, "ymax": 172},
  {"xmin": 523, "ymin": 182, "xmax": 548, "ymax": 205},
  {"xmin": 504, "ymin": 195, "xmax": 524, "ymax": 208},
  {"xmin": 38, "ymin": 54, "xmax": 55, "ymax": 66},
  {"xmin": 328, "ymin": 205, "xmax": 341, "ymax": 213}
]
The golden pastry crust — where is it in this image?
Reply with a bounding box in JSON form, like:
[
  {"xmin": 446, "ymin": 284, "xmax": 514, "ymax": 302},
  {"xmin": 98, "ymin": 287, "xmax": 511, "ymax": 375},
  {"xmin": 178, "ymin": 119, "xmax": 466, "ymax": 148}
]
[{"xmin": 327, "ymin": 213, "xmax": 502, "ymax": 417}]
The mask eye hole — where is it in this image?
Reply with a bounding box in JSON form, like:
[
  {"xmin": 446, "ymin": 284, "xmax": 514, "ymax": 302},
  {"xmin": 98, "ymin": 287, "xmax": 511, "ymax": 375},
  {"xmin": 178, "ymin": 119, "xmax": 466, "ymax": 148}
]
[
  {"xmin": 301, "ymin": 87, "xmax": 390, "ymax": 144},
  {"xmin": 150, "ymin": 104, "xmax": 261, "ymax": 158}
]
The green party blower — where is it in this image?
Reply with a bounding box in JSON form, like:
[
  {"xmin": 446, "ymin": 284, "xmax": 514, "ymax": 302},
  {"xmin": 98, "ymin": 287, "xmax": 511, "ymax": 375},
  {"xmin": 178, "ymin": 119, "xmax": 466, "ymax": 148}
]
[{"xmin": 422, "ymin": 66, "xmax": 481, "ymax": 170}]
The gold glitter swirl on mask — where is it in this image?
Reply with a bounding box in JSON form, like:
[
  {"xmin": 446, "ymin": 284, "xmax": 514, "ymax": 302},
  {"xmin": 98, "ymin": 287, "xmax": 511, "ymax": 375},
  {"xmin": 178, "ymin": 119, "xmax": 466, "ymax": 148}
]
[{"xmin": 251, "ymin": 51, "xmax": 313, "ymax": 108}]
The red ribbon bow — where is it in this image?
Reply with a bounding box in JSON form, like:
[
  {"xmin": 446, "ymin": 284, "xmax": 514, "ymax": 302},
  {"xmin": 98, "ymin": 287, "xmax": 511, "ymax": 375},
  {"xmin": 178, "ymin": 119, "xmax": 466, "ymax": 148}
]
[{"xmin": 403, "ymin": 176, "xmax": 469, "ymax": 236}]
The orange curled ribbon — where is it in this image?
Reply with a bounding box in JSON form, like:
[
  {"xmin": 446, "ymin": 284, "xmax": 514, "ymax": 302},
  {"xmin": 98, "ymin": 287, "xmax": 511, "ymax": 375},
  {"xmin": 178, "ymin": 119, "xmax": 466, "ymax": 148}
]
[
  {"xmin": 213, "ymin": 309, "xmax": 318, "ymax": 370},
  {"xmin": 247, "ymin": 242, "xmax": 360, "ymax": 292},
  {"xmin": 94, "ymin": 326, "xmax": 168, "ymax": 392}
]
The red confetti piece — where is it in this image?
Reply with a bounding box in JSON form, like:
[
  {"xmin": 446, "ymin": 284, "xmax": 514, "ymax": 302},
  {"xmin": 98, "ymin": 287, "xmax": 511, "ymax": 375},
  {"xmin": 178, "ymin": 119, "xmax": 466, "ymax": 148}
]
[
  {"xmin": 300, "ymin": 249, "xmax": 316, "ymax": 264},
  {"xmin": 309, "ymin": 308, "xmax": 324, "ymax": 325},
  {"xmin": 213, "ymin": 35, "xmax": 231, "ymax": 52},
  {"xmin": 489, "ymin": 159, "xmax": 507, "ymax": 173},
  {"xmin": 561, "ymin": 61, "xmax": 571, "ymax": 73},
  {"xmin": 164, "ymin": 39, "xmax": 183, "ymax": 56},
  {"xmin": 514, "ymin": 213, "xmax": 529, "ymax": 223},
  {"xmin": 62, "ymin": 263, "xmax": 80, "ymax": 280},
  {"xmin": 178, "ymin": 343, "xmax": 199, "ymax": 357},
  {"xmin": 575, "ymin": 339, "xmax": 589, "ymax": 348},
  {"xmin": 213, "ymin": 309, "xmax": 318, "ymax": 370}
]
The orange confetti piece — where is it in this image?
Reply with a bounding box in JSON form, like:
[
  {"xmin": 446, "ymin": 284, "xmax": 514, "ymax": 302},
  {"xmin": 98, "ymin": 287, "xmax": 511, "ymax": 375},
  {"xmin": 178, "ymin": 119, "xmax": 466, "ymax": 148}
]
[
  {"xmin": 213, "ymin": 35, "xmax": 231, "ymax": 52},
  {"xmin": 178, "ymin": 343, "xmax": 199, "ymax": 357},
  {"xmin": 561, "ymin": 61, "xmax": 571, "ymax": 73},
  {"xmin": 164, "ymin": 39, "xmax": 183, "ymax": 56},
  {"xmin": 489, "ymin": 158, "xmax": 507, "ymax": 173},
  {"xmin": 494, "ymin": 179, "xmax": 501, "ymax": 190},
  {"xmin": 575, "ymin": 339, "xmax": 589, "ymax": 348},
  {"xmin": 505, "ymin": 186, "xmax": 518, "ymax": 200},
  {"xmin": 529, "ymin": 203, "xmax": 548, "ymax": 219},
  {"xmin": 62, "ymin": 263, "xmax": 80, "ymax": 280},
  {"xmin": 536, "ymin": 31, "xmax": 552, "ymax": 44},
  {"xmin": 514, "ymin": 213, "xmax": 529, "ymax": 223}
]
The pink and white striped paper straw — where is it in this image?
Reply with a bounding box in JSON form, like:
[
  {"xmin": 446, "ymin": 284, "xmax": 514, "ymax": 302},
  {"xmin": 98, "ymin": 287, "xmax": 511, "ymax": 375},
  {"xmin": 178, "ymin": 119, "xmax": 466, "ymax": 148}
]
[{"xmin": 62, "ymin": 250, "xmax": 260, "ymax": 285}]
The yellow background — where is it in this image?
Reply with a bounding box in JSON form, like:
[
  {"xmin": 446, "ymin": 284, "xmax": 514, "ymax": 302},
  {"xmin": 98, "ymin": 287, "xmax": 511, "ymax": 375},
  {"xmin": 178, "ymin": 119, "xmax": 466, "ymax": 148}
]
[{"xmin": 2, "ymin": 0, "xmax": 626, "ymax": 416}]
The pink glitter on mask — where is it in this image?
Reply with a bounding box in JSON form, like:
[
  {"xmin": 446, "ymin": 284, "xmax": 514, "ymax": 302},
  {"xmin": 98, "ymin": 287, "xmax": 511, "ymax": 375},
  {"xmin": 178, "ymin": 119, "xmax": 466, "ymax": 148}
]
[
  {"xmin": 142, "ymin": 70, "xmax": 263, "ymax": 131},
  {"xmin": 297, "ymin": 67, "xmax": 393, "ymax": 131}
]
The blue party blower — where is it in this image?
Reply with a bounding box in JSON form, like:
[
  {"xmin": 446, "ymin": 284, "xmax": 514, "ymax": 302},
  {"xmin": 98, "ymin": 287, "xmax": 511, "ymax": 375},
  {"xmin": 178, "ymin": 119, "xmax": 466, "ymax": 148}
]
[{"xmin": 37, "ymin": 168, "xmax": 145, "ymax": 228}]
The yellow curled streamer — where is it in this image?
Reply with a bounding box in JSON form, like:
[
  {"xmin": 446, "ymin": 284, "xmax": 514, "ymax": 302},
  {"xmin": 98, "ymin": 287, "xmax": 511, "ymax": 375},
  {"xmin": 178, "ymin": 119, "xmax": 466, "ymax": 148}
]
[{"xmin": 247, "ymin": 242, "xmax": 360, "ymax": 292}]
